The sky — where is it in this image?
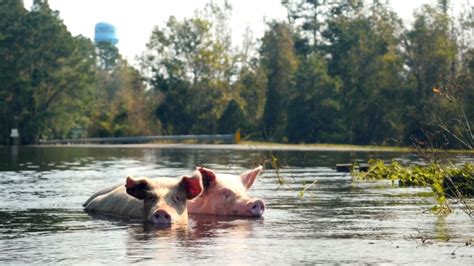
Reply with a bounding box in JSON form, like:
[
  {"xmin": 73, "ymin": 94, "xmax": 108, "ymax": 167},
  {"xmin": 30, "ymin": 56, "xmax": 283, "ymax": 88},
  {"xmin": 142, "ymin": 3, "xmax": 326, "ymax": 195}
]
[{"xmin": 23, "ymin": 0, "xmax": 470, "ymax": 64}]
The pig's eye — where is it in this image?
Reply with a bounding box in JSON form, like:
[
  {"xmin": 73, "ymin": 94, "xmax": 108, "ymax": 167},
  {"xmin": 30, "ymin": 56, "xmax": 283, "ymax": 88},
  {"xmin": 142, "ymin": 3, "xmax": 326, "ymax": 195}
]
[
  {"xmin": 172, "ymin": 195, "xmax": 181, "ymax": 203},
  {"xmin": 145, "ymin": 192, "xmax": 157, "ymax": 201},
  {"xmin": 221, "ymin": 189, "xmax": 234, "ymax": 200}
]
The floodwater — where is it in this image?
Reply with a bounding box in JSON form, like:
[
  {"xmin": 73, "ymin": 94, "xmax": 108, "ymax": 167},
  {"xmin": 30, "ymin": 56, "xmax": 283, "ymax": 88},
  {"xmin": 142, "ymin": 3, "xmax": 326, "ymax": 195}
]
[{"xmin": 0, "ymin": 146, "xmax": 472, "ymax": 264}]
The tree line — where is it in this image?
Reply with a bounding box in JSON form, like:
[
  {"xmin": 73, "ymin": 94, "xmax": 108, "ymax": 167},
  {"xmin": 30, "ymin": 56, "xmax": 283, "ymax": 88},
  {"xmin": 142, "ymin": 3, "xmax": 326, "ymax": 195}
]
[{"xmin": 1, "ymin": 0, "xmax": 473, "ymax": 147}]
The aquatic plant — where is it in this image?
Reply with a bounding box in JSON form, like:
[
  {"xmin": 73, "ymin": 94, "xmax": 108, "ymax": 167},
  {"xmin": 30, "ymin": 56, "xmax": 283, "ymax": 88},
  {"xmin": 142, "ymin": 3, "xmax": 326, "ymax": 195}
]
[
  {"xmin": 356, "ymin": 159, "xmax": 474, "ymax": 216},
  {"xmin": 250, "ymin": 149, "xmax": 289, "ymax": 188}
]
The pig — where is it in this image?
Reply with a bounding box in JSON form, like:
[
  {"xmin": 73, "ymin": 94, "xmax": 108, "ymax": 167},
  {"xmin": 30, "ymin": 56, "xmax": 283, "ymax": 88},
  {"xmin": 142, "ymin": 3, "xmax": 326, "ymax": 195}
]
[
  {"xmin": 83, "ymin": 166, "xmax": 265, "ymax": 221},
  {"xmin": 83, "ymin": 174, "xmax": 203, "ymax": 226},
  {"xmin": 188, "ymin": 166, "xmax": 265, "ymax": 217}
]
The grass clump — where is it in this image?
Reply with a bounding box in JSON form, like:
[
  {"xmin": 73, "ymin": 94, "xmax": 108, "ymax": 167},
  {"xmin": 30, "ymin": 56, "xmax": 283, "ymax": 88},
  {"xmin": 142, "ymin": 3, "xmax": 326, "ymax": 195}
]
[{"xmin": 356, "ymin": 159, "xmax": 474, "ymax": 215}]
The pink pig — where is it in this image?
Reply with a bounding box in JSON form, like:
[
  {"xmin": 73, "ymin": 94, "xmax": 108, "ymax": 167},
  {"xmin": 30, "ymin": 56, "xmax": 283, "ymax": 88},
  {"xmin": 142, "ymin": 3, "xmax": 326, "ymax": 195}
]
[
  {"xmin": 83, "ymin": 166, "xmax": 265, "ymax": 223},
  {"xmin": 188, "ymin": 166, "xmax": 265, "ymax": 217},
  {"xmin": 83, "ymin": 174, "xmax": 203, "ymax": 226}
]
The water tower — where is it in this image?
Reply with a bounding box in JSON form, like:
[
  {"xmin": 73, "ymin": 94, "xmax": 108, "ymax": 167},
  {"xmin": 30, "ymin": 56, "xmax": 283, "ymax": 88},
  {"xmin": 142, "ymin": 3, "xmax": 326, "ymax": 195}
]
[{"xmin": 94, "ymin": 22, "xmax": 118, "ymax": 45}]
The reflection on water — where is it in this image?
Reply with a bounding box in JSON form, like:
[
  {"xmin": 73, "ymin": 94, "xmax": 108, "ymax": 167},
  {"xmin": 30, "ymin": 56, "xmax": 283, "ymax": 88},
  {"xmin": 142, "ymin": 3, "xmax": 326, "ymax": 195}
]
[{"xmin": 0, "ymin": 146, "xmax": 472, "ymax": 264}]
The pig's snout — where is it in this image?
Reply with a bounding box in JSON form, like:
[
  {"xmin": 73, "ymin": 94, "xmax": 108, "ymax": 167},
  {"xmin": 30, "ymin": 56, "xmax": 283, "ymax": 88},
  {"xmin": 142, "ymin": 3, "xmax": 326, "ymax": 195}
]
[
  {"xmin": 152, "ymin": 209, "xmax": 172, "ymax": 225},
  {"xmin": 249, "ymin": 199, "xmax": 265, "ymax": 217}
]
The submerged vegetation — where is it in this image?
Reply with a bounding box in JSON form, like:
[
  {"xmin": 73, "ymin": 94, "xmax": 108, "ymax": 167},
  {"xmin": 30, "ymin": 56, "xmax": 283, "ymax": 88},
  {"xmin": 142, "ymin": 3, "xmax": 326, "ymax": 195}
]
[{"xmin": 356, "ymin": 159, "xmax": 474, "ymax": 216}]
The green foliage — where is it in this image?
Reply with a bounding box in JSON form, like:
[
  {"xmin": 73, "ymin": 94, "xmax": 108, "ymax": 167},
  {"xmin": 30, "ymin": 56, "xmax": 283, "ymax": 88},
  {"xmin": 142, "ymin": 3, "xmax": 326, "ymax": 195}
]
[
  {"xmin": 0, "ymin": 1, "xmax": 153, "ymax": 144},
  {"xmin": 260, "ymin": 22, "xmax": 298, "ymax": 141},
  {"xmin": 0, "ymin": 0, "xmax": 472, "ymax": 147},
  {"xmin": 403, "ymin": 4, "xmax": 459, "ymax": 143},
  {"xmin": 96, "ymin": 42, "xmax": 120, "ymax": 70},
  {"xmin": 142, "ymin": 2, "xmax": 240, "ymax": 135},
  {"xmin": 286, "ymin": 53, "xmax": 343, "ymax": 143},
  {"xmin": 234, "ymin": 64, "xmax": 267, "ymax": 135},
  {"xmin": 357, "ymin": 159, "xmax": 436, "ymax": 186},
  {"xmin": 323, "ymin": 2, "xmax": 405, "ymax": 144},
  {"xmin": 0, "ymin": 1, "xmax": 96, "ymax": 144},
  {"xmin": 217, "ymin": 99, "xmax": 246, "ymax": 133},
  {"xmin": 88, "ymin": 60, "xmax": 153, "ymax": 138},
  {"xmin": 444, "ymin": 164, "xmax": 474, "ymax": 197},
  {"xmin": 357, "ymin": 159, "xmax": 474, "ymax": 213}
]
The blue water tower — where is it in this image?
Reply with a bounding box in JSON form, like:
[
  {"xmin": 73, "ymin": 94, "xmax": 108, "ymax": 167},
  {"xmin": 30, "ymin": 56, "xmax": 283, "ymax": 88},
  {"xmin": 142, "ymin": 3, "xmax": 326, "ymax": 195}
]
[{"xmin": 94, "ymin": 22, "xmax": 118, "ymax": 45}]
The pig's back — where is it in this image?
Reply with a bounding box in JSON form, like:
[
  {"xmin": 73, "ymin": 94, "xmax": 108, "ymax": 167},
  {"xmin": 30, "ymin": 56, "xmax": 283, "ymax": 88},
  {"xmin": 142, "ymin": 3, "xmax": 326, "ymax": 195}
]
[{"xmin": 83, "ymin": 186, "xmax": 142, "ymax": 219}]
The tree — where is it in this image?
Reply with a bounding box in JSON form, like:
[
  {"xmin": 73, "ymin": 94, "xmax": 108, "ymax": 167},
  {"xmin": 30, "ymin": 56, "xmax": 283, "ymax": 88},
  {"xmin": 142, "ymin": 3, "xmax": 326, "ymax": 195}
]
[
  {"xmin": 260, "ymin": 22, "xmax": 298, "ymax": 141},
  {"xmin": 217, "ymin": 99, "xmax": 246, "ymax": 134},
  {"xmin": 88, "ymin": 59, "xmax": 152, "ymax": 138},
  {"xmin": 403, "ymin": 4, "xmax": 458, "ymax": 142},
  {"xmin": 282, "ymin": 0, "xmax": 328, "ymax": 48},
  {"xmin": 96, "ymin": 41, "xmax": 120, "ymax": 70},
  {"xmin": 233, "ymin": 63, "xmax": 267, "ymax": 134},
  {"xmin": 0, "ymin": 0, "xmax": 28, "ymax": 144},
  {"xmin": 142, "ymin": 2, "xmax": 241, "ymax": 135},
  {"xmin": 87, "ymin": 33, "xmax": 155, "ymax": 138},
  {"xmin": 282, "ymin": 0, "xmax": 364, "ymax": 48},
  {"xmin": 286, "ymin": 53, "xmax": 342, "ymax": 143},
  {"xmin": 323, "ymin": 1, "xmax": 405, "ymax": 144},
  {"xmin": 460, "ymin": 49, "xmax": 474, "ymax": 126},
  {"xmin": 0, "ymin": 0, "xmax": 97, "ymax": 144}
]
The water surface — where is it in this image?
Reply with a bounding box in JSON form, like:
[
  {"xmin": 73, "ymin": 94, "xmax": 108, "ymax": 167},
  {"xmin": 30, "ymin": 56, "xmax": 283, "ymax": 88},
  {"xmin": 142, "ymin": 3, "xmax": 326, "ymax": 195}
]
[{"xmin": 0, "ymin": 146, "xmax": 473, "ymax": 264}]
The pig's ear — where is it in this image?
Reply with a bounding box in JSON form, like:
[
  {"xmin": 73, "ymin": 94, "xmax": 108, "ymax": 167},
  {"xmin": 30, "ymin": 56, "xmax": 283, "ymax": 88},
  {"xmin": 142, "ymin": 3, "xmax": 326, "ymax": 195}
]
[
  {"xmin": 125, "ymin": 176, "xmax": 150, "ymax": 200},
  {"xmin": 179, "ymin": 175, "xmax": 203, "ymax": 200},
  {"xmin": 240, "ymin": 166, "xmax": 263, "ymax": 190},
  {"xmin": 197, "ymin": 167, "xmax": 217, "ymax": 190}
]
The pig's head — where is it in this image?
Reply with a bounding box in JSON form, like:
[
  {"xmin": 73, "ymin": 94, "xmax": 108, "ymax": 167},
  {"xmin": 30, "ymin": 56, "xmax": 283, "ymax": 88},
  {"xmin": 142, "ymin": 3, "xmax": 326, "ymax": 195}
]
[
  {"xmin": 125, "ymin": 174, "xmax": 203, "ymax": 226},
  {"xmin": 188, "ymin": 166, "xmax": 265, "ymax": 217}
]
